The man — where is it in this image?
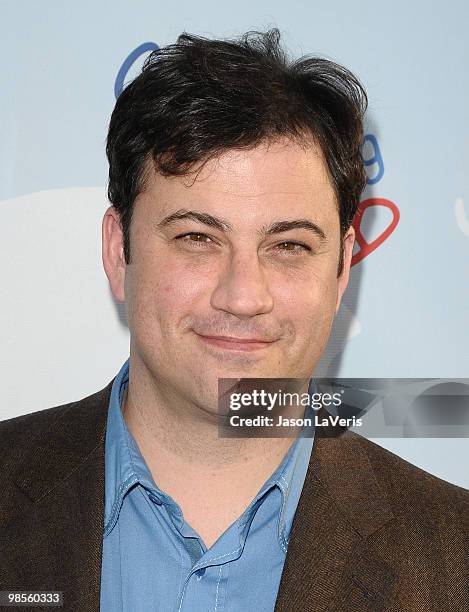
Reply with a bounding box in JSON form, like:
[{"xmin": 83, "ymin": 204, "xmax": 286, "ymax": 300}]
[{"xmin": 1, "ymin": 29, "xmax": 468, "ymax": 612}]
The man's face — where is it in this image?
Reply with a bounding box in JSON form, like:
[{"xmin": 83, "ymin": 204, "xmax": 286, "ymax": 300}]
[{"xmin": 103, "ymin": 137, "xmax": 355, "ymax": 415}]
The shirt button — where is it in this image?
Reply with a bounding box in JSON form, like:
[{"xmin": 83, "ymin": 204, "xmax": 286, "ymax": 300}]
[{"xmin": 148, "ymin": 493, "xmax": 162, "ymax": 505}]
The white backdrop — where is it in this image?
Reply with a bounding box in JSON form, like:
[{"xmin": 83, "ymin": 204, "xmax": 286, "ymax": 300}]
[{"xmin": 1, "ymin": 0, "xmax": 468, "ymax": 488}]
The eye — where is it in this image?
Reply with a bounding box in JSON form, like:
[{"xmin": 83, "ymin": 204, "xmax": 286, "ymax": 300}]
[
  {"xmin": 175, "ymin": 232, "xmax": 214, "ymax": 247},
  {"xmin": 273, "ymin": 241, "xmax": 312, "ymax": 255}
]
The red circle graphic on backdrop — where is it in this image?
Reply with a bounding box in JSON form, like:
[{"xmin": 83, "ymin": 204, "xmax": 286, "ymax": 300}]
[{"xmin": 351, "ymin": 198, "xmax": 400, "ymax": 266}]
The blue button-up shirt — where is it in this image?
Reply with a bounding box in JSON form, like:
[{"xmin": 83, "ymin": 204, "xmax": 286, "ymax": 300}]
[{"xmin": 100, "ymin": 359, "xmax": 315, "ymax": 611}]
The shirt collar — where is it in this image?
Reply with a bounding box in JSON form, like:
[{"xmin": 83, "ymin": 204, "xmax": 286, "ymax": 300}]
[
  {"xmin": 235, "ymin": 397, "xmax": 315, "ymax": 547},
  {"xmin": 104, "ymin": 358, "xmax": 159, "ymax": 535},
  {"xmin": 104, "ymin": 358, "xmax": 315, "ymax": 544}
]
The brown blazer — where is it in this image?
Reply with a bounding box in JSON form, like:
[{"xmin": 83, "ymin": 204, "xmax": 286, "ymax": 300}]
[{"xmin": 1, "ymin": 379, "xmax": 468, "ymax": 612}]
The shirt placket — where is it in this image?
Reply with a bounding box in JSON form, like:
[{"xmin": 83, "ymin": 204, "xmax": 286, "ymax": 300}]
[{"xmin": 177, "ymin": 546, "xmax": 241, "ymax": 612}]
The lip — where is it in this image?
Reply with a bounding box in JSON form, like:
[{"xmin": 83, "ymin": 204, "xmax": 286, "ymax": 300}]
[{"xmin": 195, "ymin": 333, "xmax": 276, "ymax": 352}]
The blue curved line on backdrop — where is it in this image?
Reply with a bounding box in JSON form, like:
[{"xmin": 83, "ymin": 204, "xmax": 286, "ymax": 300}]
[
  {"xmin": 114, "ymin": 42, "xmax": 160, "ymax": 99},
  {"xmin": 363, "ymin": 133, "xmax": 384, "ymax": 185}
]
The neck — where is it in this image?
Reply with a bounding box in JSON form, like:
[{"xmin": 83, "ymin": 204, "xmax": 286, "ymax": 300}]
[
  {"xmin": 122, "ymin": 385, "xmax": 299, "ymax": 477},
  {"xmin": 120, "ymin": 357, "xmax": 305, "ymax": 517}
]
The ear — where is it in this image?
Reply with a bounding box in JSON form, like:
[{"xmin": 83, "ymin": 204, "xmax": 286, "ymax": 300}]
[
  {"xmin": 335, "ymin": 226, "xmax": 355, "ymax": 314},
  {"xmin": 102, "ymin": 206, "xmax": 126, "ymax": 303}
]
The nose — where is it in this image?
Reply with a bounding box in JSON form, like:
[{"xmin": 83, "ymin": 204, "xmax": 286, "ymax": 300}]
[{"xmin": 210, "ymin": 251, "xmax": 274, "ymax": 318}]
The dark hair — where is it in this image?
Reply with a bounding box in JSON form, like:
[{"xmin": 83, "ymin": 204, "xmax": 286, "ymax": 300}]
[{"xmin": 106, "ymin": 28, "xmax": 367, "ymax": 276}]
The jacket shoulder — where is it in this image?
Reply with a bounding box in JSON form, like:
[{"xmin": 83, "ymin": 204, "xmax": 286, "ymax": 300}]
[
  {"xmin": 0, "ymin": 379, "xmax": 115, "ymax": 480},
  {"xmin": 354, "ymin": 434, "xmax": 469, "ymax": 528}
]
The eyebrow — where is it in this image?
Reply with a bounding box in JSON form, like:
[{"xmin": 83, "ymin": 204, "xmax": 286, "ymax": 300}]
[{"xmin": 155, "ymin": 208, "xmax": 327, "ymax": 243}]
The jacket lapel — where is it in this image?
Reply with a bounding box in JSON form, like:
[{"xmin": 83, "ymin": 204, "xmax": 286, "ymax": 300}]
[
  {"xmin": 1, "ymin": 380, "xmax": 113, "ymax": 611},
  {"xmin": 275, "ymin": 425, "xmax": 396, "ymax": 612}
]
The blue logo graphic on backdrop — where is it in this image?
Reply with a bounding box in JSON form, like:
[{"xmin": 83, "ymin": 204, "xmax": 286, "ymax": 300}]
[
  {"xmin": 114, "ymin": 42, "xmax": 160, "ymax": 99},
  {"xmin": 363, "ymin": 134, "xmax": 384, "ymax": 184}
]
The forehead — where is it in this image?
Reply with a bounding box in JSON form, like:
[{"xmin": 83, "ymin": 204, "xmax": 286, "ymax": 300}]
[{"xmin": 138, "ymin": 137, "xmax": 337, "ymax": 224}]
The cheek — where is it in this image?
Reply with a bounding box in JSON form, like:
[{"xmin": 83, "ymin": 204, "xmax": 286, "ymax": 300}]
[
  {"xmin": 276, "ymin": 273, "xmax": 338, "ymax": 362},
  {"xmin": 158, "ymin": 261, "xmax": 211, "ymax": 308},
  {"xmin": 275, "ymin": 266, "xmax": 338, "ymax": 318},
  {"xmin": 125, "ymin": 258, "xmax": 208, "ymax": 332}
]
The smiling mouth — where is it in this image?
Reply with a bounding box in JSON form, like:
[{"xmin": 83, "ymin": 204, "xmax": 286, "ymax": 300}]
[{"xmin": 194, "ymin": 332, "xmax": 277, "ymax": 352}]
